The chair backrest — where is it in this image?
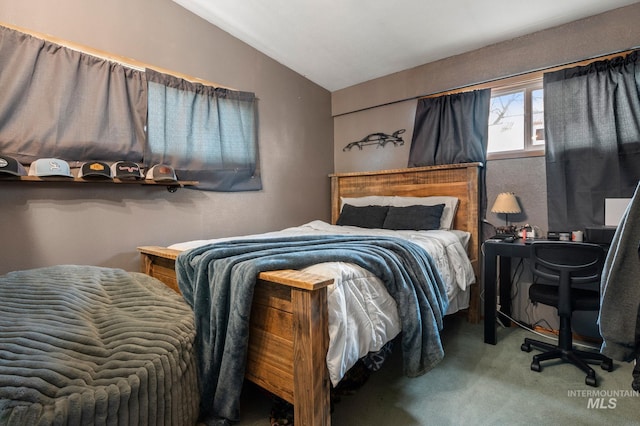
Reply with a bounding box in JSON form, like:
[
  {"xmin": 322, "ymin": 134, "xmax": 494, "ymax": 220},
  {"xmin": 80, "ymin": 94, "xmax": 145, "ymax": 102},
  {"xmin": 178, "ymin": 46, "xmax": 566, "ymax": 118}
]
[
  {"xmin": 530, "ymin": 241, "xmax": 605, "ymax": 284},
  {"xmin": 530, "ymin": 241, "xmax": 606, "ymax": 315}
]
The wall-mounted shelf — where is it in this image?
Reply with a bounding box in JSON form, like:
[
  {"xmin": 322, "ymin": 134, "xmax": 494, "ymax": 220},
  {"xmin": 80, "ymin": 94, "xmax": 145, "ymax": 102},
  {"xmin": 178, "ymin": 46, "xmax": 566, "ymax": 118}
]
[{"xmin": 1, "ymin": 176, "xmax": 198, "ymax": 192}]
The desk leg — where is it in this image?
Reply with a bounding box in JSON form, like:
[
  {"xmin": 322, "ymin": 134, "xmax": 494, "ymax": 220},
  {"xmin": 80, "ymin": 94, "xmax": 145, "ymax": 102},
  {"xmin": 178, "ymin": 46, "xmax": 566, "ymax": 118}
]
[
  {"xmin": 483, "ymin": 246, "xmax": 497, "ymax": 344},
  {"xmin": 499, "ymin": 257, "xmax": 512, "ymax": 326}
]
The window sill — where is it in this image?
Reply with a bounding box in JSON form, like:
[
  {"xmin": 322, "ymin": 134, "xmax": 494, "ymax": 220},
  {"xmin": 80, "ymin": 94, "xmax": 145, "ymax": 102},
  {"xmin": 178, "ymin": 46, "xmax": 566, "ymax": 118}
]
[{"xmin": 487, "ymin": 149, "xmax": 545, "ymax": 161}]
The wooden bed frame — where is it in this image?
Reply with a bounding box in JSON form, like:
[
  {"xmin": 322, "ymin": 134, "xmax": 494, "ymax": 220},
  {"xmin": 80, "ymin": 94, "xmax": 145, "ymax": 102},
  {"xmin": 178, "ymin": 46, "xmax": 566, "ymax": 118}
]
[{"xmin": 137, "ymin": 162, "xmax": 482, "ymax": 426}]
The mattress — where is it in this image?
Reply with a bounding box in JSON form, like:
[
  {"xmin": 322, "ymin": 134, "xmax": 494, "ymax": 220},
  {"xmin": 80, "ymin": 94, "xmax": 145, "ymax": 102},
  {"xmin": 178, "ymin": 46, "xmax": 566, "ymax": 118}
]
[
  {"xmin": 0, "ymin": 265, "xmax": 199, "ymax": 425},
  {"xmin": 170, "ymin": 220, "xmax": 475, "ymax": 385}
]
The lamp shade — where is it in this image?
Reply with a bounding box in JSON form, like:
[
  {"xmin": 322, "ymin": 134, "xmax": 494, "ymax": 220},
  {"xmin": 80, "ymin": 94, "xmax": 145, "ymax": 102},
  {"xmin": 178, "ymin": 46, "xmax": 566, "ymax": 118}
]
[{"xmin": 491, "ymin": 192, "xmax": 521, "ymax": 214}]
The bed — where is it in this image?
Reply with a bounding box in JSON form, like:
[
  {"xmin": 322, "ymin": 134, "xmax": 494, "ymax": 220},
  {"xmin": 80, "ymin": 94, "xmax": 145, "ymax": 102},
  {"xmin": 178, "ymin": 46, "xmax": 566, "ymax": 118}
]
[{"xmin": 137, "ymin": 162, "xmax": 482, "ymax": 426}]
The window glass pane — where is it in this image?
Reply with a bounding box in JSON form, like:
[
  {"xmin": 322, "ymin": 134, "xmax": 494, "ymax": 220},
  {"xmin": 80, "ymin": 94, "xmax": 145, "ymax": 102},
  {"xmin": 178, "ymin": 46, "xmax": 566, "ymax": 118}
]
[
  {"xmin": 531, "ymin": 88, "xmax": 545, "ymax": 146},
  {"xmin": 488, "ymin": 91, "xmax": 524, "ymax": 152}
]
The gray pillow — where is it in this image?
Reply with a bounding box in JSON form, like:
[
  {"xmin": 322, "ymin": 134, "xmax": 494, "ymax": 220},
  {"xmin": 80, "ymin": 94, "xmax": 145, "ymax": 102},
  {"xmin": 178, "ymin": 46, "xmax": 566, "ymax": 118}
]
[
  {"xmin": 382, "ymin": 204, "xmax": 445, "ymax": 231},
  {"xmin": 336, "ymin": 204, "xmax": 389, "ymax": 229}
]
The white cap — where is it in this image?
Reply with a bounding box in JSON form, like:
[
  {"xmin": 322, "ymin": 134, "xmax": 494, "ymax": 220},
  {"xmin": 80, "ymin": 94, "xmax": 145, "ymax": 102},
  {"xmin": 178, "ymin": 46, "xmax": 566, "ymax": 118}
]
[{"xmin": 29, "ymin": 158, "xmax": 73, "ymax": 177}]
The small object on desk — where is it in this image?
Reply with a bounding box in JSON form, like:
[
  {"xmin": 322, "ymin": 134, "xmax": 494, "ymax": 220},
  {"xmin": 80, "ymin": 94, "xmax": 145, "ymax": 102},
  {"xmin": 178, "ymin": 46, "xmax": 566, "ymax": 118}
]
[
  {"xmin": 549, "ymin": 231, "xmax": 572, "ymax": 241},
  {"xmin": 491, "ymin": 232, "xmax": 518, "ymax": 240},
  {"xmin": 519, "ymin": 223, "xmax": 536, "ymax": 239},
  {"xmin": 584, "ymin": 226, "xmax": 617, "ymax": 245},
  {"xmin": 503, "ymin": 236, "xmax": 515, "ymax": 243}
]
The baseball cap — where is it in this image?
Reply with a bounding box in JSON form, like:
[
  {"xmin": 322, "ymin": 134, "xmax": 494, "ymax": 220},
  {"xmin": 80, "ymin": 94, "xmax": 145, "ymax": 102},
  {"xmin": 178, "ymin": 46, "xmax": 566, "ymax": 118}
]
[
  {"xmin": 78, "ymin": 161, "xmax": 112, "ymax": 179},
  {"xmin": 0, "ymin": 155, "xmax": 27, "ymax": 176},
  {"xmin": 145, "ymin": 164, "xmax": 177, "ymax": 182},
  {"xmin": 111, "ymin": 161, "xmax": 143, "ymax": 180},
  {"xmin": 28, "ymin": 158, "xmax": 73, "ymax": 177}
]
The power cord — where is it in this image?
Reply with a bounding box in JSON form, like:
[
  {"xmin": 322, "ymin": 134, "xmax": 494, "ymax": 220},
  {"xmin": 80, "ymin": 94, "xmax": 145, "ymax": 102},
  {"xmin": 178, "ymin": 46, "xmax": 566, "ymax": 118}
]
[
  {"xmin": 510, "ymin": 257, "xmax": 524, "ymax": 301},
  {"xmin": 481, "ymin": 239, "xmax": 602, "ymax": 352},
  {"xmin": 496, "ymin": 310, "xmax": 601, "ymax": 351}
]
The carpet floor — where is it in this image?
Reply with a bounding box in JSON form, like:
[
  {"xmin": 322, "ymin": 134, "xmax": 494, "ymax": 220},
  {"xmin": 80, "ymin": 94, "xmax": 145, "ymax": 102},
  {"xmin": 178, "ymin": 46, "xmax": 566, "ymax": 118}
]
[{"xmin": 235, "ymin": 315, "xmax": 639, "ymax": 425}]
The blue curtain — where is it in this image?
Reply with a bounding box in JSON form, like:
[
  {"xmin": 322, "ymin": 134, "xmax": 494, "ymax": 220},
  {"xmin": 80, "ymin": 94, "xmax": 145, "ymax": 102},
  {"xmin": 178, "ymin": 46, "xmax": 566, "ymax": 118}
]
[
  {"xmin": 145, "ymin": 69, "xmax": 261, "ymax": 191},
  {"xmin": 544, "ymin": 51, "xmax": 640, "ymax": 231}
]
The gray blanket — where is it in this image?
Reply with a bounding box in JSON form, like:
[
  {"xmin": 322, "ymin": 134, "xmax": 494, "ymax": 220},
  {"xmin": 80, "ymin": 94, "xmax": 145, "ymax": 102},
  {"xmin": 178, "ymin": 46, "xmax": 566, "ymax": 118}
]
[
  {"xmin": 600, "ymin": 181, "xmax": 640, "ymax": 361},
  {"xmin": 175, "ymin": 234, "xmax": 449, "ymax": 424},
  {"xmin": 0, "ymin": 265, "xmax": 199, "ymax": 425}
]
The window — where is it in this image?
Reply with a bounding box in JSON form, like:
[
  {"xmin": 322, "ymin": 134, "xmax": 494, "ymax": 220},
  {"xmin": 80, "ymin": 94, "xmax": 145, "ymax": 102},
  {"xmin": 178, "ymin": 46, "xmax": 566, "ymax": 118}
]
[
  {"xmin": 487, "ymin": 79, "xmax": 544, "ymax": 159},
  {"xmin": 0, "ymin": 24, "xmax": 261, "ymax": 192},
  {"xmin": 145, "ymin": 69, "xmax": 261, "ymax": 192}
]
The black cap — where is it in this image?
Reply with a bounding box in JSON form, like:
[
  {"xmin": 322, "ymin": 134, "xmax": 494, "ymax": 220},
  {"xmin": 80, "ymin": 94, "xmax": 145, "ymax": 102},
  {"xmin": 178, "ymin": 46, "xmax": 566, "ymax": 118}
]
[
  {"xmin": 0, "ymin": 155, "xmax": 27, "ymax": 176},
  {"xmin": 111, "ymin": 161, "xmax": 143, "ymax": 180},
  {"xmin": 78, "ymin": 161, "xmax": 112, "ymax": 179}
]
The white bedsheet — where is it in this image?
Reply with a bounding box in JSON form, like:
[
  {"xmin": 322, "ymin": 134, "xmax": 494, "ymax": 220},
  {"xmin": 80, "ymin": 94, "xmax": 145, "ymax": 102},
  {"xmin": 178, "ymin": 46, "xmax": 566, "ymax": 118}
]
[{"xmin": 169, "ymin": 220, "xmax": 475, "ymax": 385}]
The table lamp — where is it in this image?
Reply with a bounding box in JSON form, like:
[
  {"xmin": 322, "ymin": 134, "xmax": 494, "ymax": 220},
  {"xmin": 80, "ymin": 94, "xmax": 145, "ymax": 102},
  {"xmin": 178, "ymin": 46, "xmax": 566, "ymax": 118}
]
[{"xmin": 491, "ymin": 192, "xmax": 521, "ymax": 229}]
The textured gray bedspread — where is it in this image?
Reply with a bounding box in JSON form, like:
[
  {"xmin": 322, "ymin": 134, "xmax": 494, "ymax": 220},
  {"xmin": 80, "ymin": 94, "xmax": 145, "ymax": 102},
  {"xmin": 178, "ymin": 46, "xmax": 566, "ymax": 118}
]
[
  {"xmin": 176, "ymin": 235, "xmax": 449, "ymax": 424},
  {"xmin": 0, "ymin": 265, "xmax": 199, "ymax": 425}
]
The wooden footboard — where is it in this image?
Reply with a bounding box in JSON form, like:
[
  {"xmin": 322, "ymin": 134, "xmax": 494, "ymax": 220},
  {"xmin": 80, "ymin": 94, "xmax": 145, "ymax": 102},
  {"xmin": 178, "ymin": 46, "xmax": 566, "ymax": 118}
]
[{"xmin": 138, "ymin": 246, "xmax": 333, "ymax": 426}]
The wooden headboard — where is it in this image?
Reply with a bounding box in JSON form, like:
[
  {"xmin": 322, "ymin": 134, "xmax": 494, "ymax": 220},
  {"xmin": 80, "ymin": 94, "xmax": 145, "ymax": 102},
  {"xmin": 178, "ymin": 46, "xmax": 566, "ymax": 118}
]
[{"xmin": 329, "ymin": 162, "xmax": 482, "ymax": 277}]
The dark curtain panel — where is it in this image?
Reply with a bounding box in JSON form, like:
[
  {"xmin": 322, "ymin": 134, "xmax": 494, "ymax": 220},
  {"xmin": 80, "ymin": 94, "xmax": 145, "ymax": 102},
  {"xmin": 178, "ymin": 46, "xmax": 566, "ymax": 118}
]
[
  {"xmin": 145, "ymin": 69, "xmax": 261, "ymax": 191},
  {"xmin": 544, "ymin": 51, "xmax": 640, "ymax": 231},
  {"xmin": 0, "ymin": 26, "xmax": 147, "ymax": 164},
  {"xmin": 409, "ymin": 89, "xmax": 490, "ymax": 166},
  {"xmin": 409, "ymin": 89, "xmax": 491, "ymax": 235}
]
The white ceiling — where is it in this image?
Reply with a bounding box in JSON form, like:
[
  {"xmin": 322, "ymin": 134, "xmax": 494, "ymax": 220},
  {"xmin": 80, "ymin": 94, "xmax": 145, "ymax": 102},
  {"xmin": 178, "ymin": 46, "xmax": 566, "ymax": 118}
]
[{"xmin": 173, "ymin": 0, "xmax": 638, "ymax": 92}]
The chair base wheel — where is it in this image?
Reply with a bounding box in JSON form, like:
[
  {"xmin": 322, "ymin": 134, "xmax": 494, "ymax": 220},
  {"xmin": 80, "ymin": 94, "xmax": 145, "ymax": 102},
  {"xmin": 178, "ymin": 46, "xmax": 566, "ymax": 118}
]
[{"xmin": 522, "ymin": 337, "xmax": 613, "ymax": 386}]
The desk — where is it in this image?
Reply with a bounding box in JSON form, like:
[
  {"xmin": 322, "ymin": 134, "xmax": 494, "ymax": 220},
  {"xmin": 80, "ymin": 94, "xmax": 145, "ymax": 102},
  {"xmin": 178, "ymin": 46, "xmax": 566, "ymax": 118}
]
[
  {"xmin": 483, "ymin": 238, "xmax": 535, "ymax": 344},
  {"xmin": 483, "ymin": 238, "xmax": 609, "ymax": 344}
]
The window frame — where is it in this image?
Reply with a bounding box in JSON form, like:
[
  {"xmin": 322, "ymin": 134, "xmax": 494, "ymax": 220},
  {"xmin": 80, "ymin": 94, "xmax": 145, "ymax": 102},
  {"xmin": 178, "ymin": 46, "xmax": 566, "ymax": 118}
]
[
  {"xmin": 487, "ymin": 78, "xmax": 545, "ymax": 160},
  {"xmin": 420, "ymin": 51, "xmax": 633, "ymax": 161}
]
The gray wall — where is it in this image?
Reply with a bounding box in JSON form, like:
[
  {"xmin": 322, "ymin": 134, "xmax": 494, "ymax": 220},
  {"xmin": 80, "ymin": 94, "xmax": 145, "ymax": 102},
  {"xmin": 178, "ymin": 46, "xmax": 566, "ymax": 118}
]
[
  {"xmin": 333, "ymin": 3, "xmax": 640, "ymax": 236},
  {"xmin": 334, "ymin": 101, "xmax": 550, "ymax": 232},
  {"xmin": 331, "ymin": 3, "xmax": 640, "ymax": 331},
  {"xmin": 0, "ymin": 0, "xmax": 334, "ymax": 274}
]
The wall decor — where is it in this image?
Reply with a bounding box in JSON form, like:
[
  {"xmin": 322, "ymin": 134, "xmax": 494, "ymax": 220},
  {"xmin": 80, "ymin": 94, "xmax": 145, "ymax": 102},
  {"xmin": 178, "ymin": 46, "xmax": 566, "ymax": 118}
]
[{"xmin": 343, "ymin": 129, "xmax": 405, "ymax": 151}]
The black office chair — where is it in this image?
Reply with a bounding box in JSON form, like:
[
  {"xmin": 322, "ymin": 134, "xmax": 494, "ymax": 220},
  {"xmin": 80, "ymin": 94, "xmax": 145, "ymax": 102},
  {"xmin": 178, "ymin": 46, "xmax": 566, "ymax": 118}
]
[{"xmin": 521, "ymin": 241, "xmax": 613, "ymax": 387}]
